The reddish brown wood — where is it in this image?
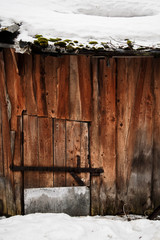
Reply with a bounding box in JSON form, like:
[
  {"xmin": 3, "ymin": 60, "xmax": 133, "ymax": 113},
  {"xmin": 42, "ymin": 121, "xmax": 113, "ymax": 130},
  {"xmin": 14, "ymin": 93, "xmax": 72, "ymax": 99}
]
[
  {"xmin": 78, "ymin": 55, "xmax": 92, "ymax": 121},
  {"xmin": 0, "ymin": 52, "xmax": 12, "ymax": 178},
  {"xmin": 80, "ymin": 122, "xmax": 90, "ymax": 186},
  {"xmin": 66, "ymin": 121, "xmax": 81, "ymax": 186},
  {"xmin": 3, "ymin": 49, "xmax": 17, "ymax": 130},
  {"xmin": 54, "ymin": 119, "xmax": 66, "ymax": 187},
  {"xmin": 38, "ymin": 117, "xmax": 53, "ymax": 187},
  {"xmin": 24, "ymin": 54, "xmax": 37, "ymax": 115},
  {"xmin": 57, "ymin": 56, "xmax": 70, "ymax": 119},
  {"xmin": 69, "ymin": 56, "xmax": 81, "ymax": 120},
  {"xmin": 13, "ymin": 117, "xmax": 22, "ymax": 214},
  {"xmin": 117, "ymin": 58, "xmax": 153, "ymax": 214},
  {"xmin": 23, "ymin": 115, "xmax": 39, "ymax": 188},
  {"xmin": 33, "ymin": 55, "xmax": 48, "ymax": 116},
  {"xmin": 98, "ymin": 58, "xmax": 116, "ymax": 215},
  {"xmin": 90, "ymin": 58, "xmax": 101, "ymax": 215},
  {"xmin": 0, "ymin": 51, "xmax": 15, "ymax": 215},
  {"xmin": 45, "ymin": 56, "xmax": 58, "ymax": 118},
  {"xmin": 0, "ymin": 105, "xmax": 3, "ymax": 176},
  {"xmin": 152, "ymin": 58, "xmax": 160, "ymax": 209}
]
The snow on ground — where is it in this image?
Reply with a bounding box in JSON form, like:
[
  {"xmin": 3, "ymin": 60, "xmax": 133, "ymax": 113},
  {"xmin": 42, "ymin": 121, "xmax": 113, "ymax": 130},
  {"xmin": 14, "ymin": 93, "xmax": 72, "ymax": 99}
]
[
  {"xmin": 0, "ymin": 213, "xmax": 160, "ymax": 240},
  {"xmin": 0, "ymin": 0, "xmax": 160, "ymax": 48}
]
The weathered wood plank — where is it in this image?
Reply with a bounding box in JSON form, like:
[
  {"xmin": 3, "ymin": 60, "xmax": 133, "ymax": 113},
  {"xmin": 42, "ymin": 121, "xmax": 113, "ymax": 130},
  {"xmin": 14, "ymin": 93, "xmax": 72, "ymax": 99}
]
[
  {"xmin": 57, "ymin": 56, "xmax": 70, "ymax": 119},
  {"xmin": 66, "ymin": 121, "xmax": 81, "ymax": 186},
  {"xmin": 90, "ymin": 58, "xmax": 101, "ymax": 215},
  {"xmin": 38, "ymin": 117, "xmax": 53, "ymax": 187},
  {"xmin": 45, "ymin": 56, "xmax": 58, "ymax": 118},
  {"xmin": 13, "ymin": 117, "xmax": 22, "ymax": 214},
  {"xmin": 3, "ymin": 49, "xmax": 17, "ymax": 130},
  {"xmin": 23, "ymin": 115, "xmax": 39, "ymax": 188},
  {"xmin": 0, "ymin": 178, "xmax": 7, "ymax": 215},
  {"xmin": 80, "ymin": 122, "xmax": 90, "ymax": 186},
  {"xmin": 24, "ymin": 54, "xmax": 37, "ymax": 115},
  {"xmin": 69, "ymin": 56, "xmax": 81, "ymax": 120},
  {"xmin": 117, "ymin": 58, "xmax": 153, "ymax": 214},
  {"xmin": 33, "ymin": 55, "xmax": 48, "ymax": 116},
  {"xmin": 0, "ymin": 105, "xmax": 4, "ymax": 176},
  {"xmin": 78, "ymin": 55, "xmax": 92, "ymax": 121},
  {"xmin": 98, "ymin": 58, "xmax": 116, "ymax": 215},
  {"xmin": 3, "ymin": 49, "xmax": 25, "ymax": 123},
  {"xmin": 0, "ymin": 51, "xmax": 12, "ymax": 178},
  {"xmin": 53, "ymin": 119, "xmax": 66, "ymax": 187},
  {"xmin": 116, "ymin": 58, "xmax": 137, "ymax": 212},
  {"xmin": 0, "ymin": 51, "xmax": 15, "ymax": 215},
  {"xmin": 152, "ymin": 58, "xmax": 160, "ymax": 209}
]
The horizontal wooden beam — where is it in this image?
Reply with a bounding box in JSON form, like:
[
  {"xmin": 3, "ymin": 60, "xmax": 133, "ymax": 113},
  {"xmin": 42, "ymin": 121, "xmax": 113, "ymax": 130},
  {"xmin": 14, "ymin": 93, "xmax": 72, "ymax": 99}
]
[{"xmin": 10, "ymin": 164, "xmax": 104, "ymax": 175}]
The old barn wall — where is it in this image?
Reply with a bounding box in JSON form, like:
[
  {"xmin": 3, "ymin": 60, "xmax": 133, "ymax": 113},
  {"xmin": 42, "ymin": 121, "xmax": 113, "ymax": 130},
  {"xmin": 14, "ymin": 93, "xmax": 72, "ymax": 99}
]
[{"xmin": 0, "ymin": 48, "xmax": 160, "ymax": 216}]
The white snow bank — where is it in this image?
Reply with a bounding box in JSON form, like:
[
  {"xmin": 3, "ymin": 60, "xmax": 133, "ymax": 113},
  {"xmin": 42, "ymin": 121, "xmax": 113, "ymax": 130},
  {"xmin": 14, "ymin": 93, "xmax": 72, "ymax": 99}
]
[
  {"xmin": 0, "ymin": 213, "xmax": 160, "ymax": 240},
  {"xmin": 0, "ymin": 0, "xmax": 160, "ymax": 48}
]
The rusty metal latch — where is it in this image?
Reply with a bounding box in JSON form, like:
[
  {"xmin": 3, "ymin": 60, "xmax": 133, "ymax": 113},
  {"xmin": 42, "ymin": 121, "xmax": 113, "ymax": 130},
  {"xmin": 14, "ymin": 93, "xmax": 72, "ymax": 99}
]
[{"xmin": 10, "ymin": 164, "xmax": 104, "ymax": 176}]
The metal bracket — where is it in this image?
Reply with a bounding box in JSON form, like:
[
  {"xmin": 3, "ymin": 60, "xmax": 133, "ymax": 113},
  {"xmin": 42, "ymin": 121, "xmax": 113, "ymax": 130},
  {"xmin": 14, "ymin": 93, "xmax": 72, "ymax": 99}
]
[
  {"xmin": 10, "ymin": 164, "xmax": 104, "ymax": 175},
  {"xmin": 70, "ymin": 172, "xmax": 85, "ymax": 186}
]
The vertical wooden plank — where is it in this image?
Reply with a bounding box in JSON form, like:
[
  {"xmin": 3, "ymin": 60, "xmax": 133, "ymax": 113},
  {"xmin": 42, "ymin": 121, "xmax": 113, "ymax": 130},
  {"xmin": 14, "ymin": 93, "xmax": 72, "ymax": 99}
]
[
  {"xmin": 23, "ymin": 115, "xmax": 39, "ymax": 188},
  {"xmin": 80, "ymin": 122, "xmax": 90, "ymax": 186},
  {"xmin": 69, "ymin": 56, "xmax": 81, "ymax": 120},
  {"xmin": 116, "ymin": 58, "xmax": 137, "ymax": 212},
  {"xmin": 24, "ymin": 54, "xmax": 37, "ymax": 115},
  {"xmin": 0, "ymin": 105, "xmax": 4, "ymax": 176},
  {"xmin": 54, "ymin": 119, "xmax": 66, "ymax": 187},
  {"xmin": 0, "ymin": 54, "xmax": 7, "ymax": 215},
  {"xmin": 0, "ymin": 51, "xmax": 15, "ymax": 215},
  {"xmin": 0, "ymin": 51, "xmax": 12, "ymax": 178},
  {"xmin": 117, "ymin": 58, "xmax": 153, "ymax": 214},
  {"xmin": 33, "ymin": 55, "xmax": 48, "ymax": 116},
  {"xmin": 78, "ymin": 55, "xmax": 92, "ymax": 121},
  {"xmin": 38, "ymin": 117, "xmax": 53, "ymax": 187},
  {"xmin": 57, "ymin": 56, "xmax": 70, "ymax": 119},
  {"xmin": 3, "ymin": 49, "xmax": 17, "ymax": 130},
  {"xmin": 45, "ymin": 56, "xmax": 58, "ymax": 118},
  {"xmin": 152, "ymin": 58, "xmax": 160, "ymax": 209},
  {"xmin": 0, "ymin": 177, "xmax": 7, "ymax": 215},
  {"xmin": 66, "ymin": 121, "xmax": 81, "ymax": 186},
  {"xmin": 90, "ymin": 58, "xmax": 101, "ymax": 215},
  {"xmin": 98, "ymin": 58, "xmax": 116, "ymax": 215},
  {"xmin": 13, "ymin": 117, "xmax": 22, "ymax": 214},
  {"xmin": 3, "ymin": 49, "xmax": 26, "ymax": 120}
]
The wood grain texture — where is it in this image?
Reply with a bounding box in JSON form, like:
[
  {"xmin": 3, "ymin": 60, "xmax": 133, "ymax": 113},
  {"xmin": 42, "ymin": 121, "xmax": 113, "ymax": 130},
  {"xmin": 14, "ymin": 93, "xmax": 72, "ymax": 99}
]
[
  {"xmin": 38, "ymin": 117, "xmax": 53, "ymax": 187},
  {"xmin": 54, "ymin": 119, "xmax": 66, "ymax": 187},
  {"xmin": 24, "ymin": 54, "xmax": 37, "ymax": 115},
  {"xmin": 69, "ymin": 56, "xmax": 81, "ymax": 120},
  {"xmin": 33, "ymin": 55, "xmax": 48, "ymax": 116},
  {"xmin": 3, "ymin": 49, "xmax": 25, "ymax": 130},
  {"xmin": 90, "ymin": 58, "xmax": 100, "ymax": 215},
  {"xmin": 98, "ymin": 58, "xmax": 116, "ymax": 215},
  {"xmin": 13, "ymin": 117, "xmax": 22, "ymax": 214},
  {"xmin": 80, "ymin": 122, "xmax": 90, "ymax": 186},
  {"xmin": 23, "ymin": 115, "xmax": 39, "ymax": 188},
  {"xmin": 57, "ymin": 56, "xmax": 70, "ymax": 119},
  {"xmin": 45, "ymin": 56, "xmax": 58, "ymax": 118},
  {"xmin": 116, "ymin": 58, "xmax": 153, "ymax": 214},
  {"xmin": 152, "ymin": 58, "xmax": 160, "ymax": 209},
  {"xmin": 66, "ymin": 121, "xmax": 81, "ymax": 186},
  {"xmin": 78, "ymin": 55, "xmax": 92, "ymax": 121},
  {"xmin": 0, "ymin": 51, "xmax": 15, "ymax": 215},
  {"xmin": 0, "ymin": 105, "xmax": 4, "ymax": 177}
]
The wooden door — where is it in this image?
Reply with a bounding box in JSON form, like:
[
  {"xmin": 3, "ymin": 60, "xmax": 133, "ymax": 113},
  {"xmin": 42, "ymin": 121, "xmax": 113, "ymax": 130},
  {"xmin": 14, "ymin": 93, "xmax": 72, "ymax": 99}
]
[{"xmin": 23, "ymin": 115, "xmax": 90, "ymax": 189}]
